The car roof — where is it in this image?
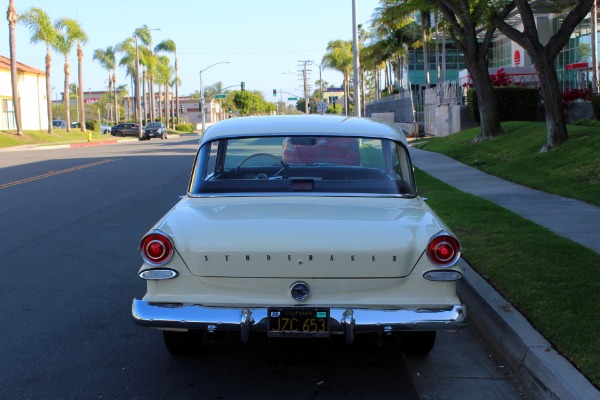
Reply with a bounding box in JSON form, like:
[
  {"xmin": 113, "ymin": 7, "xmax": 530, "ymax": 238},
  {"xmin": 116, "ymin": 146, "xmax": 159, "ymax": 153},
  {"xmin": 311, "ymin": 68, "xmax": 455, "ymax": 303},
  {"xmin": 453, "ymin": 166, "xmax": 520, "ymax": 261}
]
[{"xmin": 201, "ymin": 115, "xmax": 408, "ymax": 145}]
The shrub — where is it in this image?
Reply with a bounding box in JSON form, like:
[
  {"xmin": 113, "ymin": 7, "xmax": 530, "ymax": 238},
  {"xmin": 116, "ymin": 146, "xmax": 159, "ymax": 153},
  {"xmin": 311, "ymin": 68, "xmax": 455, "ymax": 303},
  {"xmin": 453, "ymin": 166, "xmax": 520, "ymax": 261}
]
[
  {"xmin": 86, "ymin": 120, "xmax": 97, "ymax": 131},
  {"xmin": 175, "ymin": 123, "xmax": 194, "ymax": 132},
  {"xmin": 570, "ymin": 118, "xmax": 600, "ymax": 127},
  {"xmin": 468, "ymin": 86, "xmax": 539, "ymax": 123}
]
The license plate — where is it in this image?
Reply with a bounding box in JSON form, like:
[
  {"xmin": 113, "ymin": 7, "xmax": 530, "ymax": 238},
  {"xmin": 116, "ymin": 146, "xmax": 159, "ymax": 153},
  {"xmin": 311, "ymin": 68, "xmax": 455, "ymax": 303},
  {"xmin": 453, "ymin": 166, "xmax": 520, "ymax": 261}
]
[{"xmin": 268, "ymin": 307, "xmax": 329, "ymax": 338}]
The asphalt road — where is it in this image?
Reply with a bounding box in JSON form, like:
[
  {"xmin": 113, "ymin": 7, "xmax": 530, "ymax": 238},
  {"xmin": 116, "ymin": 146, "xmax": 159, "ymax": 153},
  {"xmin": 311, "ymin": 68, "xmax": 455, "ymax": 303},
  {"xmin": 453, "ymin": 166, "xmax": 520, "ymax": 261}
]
[{"xmin": 0, "ymin": 136, "xmax": 527, "ymax": 399}]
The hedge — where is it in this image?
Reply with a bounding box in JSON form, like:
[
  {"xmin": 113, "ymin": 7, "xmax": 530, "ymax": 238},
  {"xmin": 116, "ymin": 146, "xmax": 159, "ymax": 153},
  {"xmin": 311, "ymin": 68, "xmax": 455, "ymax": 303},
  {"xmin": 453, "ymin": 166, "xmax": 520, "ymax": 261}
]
[{"xmin": 467, "ymin": 86, "xmax": 539, "ymax": 123}]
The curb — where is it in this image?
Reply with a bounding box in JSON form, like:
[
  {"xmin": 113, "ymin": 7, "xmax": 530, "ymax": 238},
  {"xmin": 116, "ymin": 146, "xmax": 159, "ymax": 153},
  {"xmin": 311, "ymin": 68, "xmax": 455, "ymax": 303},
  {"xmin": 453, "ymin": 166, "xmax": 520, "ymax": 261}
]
[
  {"xmin": 69, "ymin": 139, "xmax": 118, "ymax": 148},
  {"xmin": 458, "ymin": 259, "xmax": 599, "ymax": 400}
]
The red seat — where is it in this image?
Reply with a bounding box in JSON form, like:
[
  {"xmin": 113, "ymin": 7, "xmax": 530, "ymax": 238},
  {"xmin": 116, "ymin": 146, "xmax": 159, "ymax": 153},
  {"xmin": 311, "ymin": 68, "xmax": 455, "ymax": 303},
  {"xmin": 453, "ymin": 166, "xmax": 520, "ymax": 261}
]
[{"xmin": 282, "ymin": 137, "xmax": 360, "ymax": 166}]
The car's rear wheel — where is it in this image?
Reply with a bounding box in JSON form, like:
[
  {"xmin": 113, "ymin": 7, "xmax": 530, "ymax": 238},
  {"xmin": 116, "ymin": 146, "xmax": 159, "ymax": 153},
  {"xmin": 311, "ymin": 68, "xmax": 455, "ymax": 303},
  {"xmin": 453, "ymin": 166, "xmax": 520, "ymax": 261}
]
[
  {"xmin": 163, "ymin": 330, "xmax": 204, "ymax": 356},
  {"xmin": 399, "ymin": 331, "xmax": 436, "ymax": 355}
]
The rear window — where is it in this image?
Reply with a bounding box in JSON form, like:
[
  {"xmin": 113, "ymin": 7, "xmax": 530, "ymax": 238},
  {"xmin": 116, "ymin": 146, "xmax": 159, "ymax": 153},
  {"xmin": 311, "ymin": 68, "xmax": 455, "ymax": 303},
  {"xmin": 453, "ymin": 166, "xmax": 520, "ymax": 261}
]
[{"xmin": 189, "ymin": 135, "xmax": 416, "ymax": 196}]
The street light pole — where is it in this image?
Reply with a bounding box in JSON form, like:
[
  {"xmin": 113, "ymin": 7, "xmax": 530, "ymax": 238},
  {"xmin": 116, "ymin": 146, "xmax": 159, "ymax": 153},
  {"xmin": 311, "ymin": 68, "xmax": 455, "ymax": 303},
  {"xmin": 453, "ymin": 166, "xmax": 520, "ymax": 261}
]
[
  {"xmin": 352, "ymin": 0, "xmax": 362, "ymax": 116},
  {"xmin": 135, "ymin": 34, "xmax": 142, "ymax": 138},
  {"xmin": 199, "ymin": 61, "xmax": 229, "ymax": 133}
]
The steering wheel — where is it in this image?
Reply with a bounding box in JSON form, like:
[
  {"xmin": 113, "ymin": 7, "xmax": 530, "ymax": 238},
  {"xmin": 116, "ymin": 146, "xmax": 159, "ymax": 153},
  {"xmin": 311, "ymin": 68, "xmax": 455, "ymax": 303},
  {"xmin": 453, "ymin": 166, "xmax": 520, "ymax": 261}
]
[{"xmin": 236, "ymin": 153, "xmax": 282, "ymax": 178}]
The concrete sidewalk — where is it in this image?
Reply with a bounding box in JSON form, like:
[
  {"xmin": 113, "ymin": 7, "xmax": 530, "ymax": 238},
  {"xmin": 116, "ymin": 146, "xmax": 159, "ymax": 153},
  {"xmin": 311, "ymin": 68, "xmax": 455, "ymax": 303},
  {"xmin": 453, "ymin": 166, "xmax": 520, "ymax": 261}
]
[{"xmin": 409, "ymin": 147, "xmax": 600, "ymax": 400}]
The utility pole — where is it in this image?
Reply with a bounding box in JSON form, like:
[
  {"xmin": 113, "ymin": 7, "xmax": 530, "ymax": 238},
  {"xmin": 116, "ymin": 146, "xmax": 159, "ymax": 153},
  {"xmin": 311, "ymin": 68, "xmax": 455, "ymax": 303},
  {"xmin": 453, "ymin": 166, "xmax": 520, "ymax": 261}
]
[
  {"xmin": 352, "ymin": 0, "xmax": 361, "ymax": 116},
  {"xmin": 298, "ymin": 60, "xmax": 313, "ymax": 114}
]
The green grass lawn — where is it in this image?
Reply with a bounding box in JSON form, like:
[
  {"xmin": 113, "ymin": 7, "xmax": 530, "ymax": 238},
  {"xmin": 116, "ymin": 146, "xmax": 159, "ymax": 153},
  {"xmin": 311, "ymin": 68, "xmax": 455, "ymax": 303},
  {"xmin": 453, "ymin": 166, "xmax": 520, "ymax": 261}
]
[
  {"xmin": 0, "ymin": 129, "xmax": 116, "ymax": 148},
  {"xmin": 0, "ymin": 128, "xmax": 184, "ymax": 148},
  {"xmin": 414, "ymin": 121, "xmax": 600, "ymax": 387},
  {"xmin": 415, "ymin": 121, "xmax": 600, "ymax": 207},
  {"xmin": 416, "ymin": 169, "xmax": 600, "ymax": 386}
]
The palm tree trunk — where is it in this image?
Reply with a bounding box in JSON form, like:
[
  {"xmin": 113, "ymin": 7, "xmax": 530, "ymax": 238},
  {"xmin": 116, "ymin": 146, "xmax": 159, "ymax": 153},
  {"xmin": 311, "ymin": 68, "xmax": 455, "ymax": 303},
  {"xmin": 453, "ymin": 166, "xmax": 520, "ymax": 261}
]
[
  {"xmin": 142, "ymin": 70, "xmax": 148, "ymax": 125},
  {"xmin": 108, "ymin": 76, "xmax": 113, "ymax": 122},
  {"xmin": 64, "ymin": 58, "xmax": 71, "ymax": 132},
  {"xmin": 175, "ymin": 57, "xmax": 179, "ymax": 124},
  {"xmin": 46, "ymin": 48, "xmax": 54, "ymax": 134},
  {"xmin": 164, "ymin": 84, "xmax": 169, "ymax": 123},
  {"xmin": 421, "ymin": 14, "xmax": 431, "ymax": 89},
  {"xmin": 157, "ymin": 85, "xmax": 163, "ymax": 123},
  {"xmin": 77, "ymin": 43, "xmax": 86, "ymax": 132},
  {"xmin": 113, "ymin": 73, "xmax": 119, "ymax": 124},
  {"xmin": 7, "ymin": 0, "xmax": 23, "ymax": 135},
  {"xmin": 171, "ymin": 84, "xmax": 175, "ymax": 128},
  {"xmin": 150, "ymin": 76, "xmax": 156, "ymax": 122}
]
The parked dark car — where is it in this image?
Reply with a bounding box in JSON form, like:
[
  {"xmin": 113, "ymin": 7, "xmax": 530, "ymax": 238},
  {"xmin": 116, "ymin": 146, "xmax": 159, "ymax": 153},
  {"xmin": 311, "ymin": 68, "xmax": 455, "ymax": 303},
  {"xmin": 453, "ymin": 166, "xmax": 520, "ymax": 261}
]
[
  {"xmin": 111, "ymin": 123, "xmax": 143, "ymax": 137},
  {"xmin": 52, "ymin": 120, "xmax": 67, "ymax": 129},
  {"xmin": 144, "ymin": 122, "xmax": 168, "ymax": 140}
]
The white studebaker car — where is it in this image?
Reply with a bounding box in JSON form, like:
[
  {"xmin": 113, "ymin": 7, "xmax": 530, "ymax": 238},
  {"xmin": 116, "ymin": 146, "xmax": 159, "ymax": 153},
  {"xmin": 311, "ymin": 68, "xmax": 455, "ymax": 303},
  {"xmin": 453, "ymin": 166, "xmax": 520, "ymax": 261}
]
[{"xmin": 132, "ymin": 115, "xmax": 467, "ymax": 356}]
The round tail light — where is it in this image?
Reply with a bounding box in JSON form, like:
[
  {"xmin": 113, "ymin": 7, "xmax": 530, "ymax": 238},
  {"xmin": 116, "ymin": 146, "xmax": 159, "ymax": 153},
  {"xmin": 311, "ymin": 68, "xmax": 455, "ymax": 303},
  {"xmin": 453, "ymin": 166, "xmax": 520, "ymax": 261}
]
[
  {"xmin": 426, "ymin": 232, "xmax": 461, "ymax": 267},
  {"xmin": 140, "ymin": 231, "xmax": 174, "ymax": 266}
]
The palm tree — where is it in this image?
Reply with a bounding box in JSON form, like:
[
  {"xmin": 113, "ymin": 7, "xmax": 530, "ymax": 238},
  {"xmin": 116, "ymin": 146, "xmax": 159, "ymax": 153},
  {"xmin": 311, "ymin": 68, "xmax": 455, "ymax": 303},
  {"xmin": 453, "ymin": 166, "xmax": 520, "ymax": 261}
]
[
  {"xmin": 134, "ymin": 25, "xmax": 158, "ymax": 122},
  {"xmin": 154, "ymin": 39, "xmax": 180, "ymax": 124},
  {"xmin": 7, "ymin": 0, "xmax": 22, "ymax": 135},
  {"xmin": 53, "ymin": 18, "xmax": 86, "ymax": 132},
  {"xmin": 74, "ymin": 25, "xmax": 88, "ymax": 132},
  {"xmin": 20, "ymin": 7, "xmax": 57, "ymax": 134},
  {"xmin": 322, "ymin": 40, "xmax": 353, "ymax": 115},
  {"xmin": 115, "ymin": 38, "xmax": 137, "ymax": 120},
  {"xmin": 155, "ymin": 55, "xmax": 173, "ymax": 124},
  {"xmin": 93, "ymin": 46, "xmax": 118, "ymax": 124}
]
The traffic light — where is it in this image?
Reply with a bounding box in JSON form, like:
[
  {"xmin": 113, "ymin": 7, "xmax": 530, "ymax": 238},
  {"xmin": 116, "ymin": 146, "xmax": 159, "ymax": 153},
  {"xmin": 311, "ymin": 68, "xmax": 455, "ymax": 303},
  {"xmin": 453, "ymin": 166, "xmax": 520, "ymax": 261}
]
[
  {"xmin": 241, "ymin": 81, "xmax": 245, "ymax": 91},
  {"xmin": 180, "ymin": 105, "xmax": 184, "ymax": 113},
  {"xmin": 228, "ymin": 106, "xmax": 232, "ymax": 114},
  {"xmin": 273, "ymin": 89, "xmax": 277, "ymax": 97},
  {"xmin": 199, "ymin": 102, "xmax": 203, "ymax": 112}
]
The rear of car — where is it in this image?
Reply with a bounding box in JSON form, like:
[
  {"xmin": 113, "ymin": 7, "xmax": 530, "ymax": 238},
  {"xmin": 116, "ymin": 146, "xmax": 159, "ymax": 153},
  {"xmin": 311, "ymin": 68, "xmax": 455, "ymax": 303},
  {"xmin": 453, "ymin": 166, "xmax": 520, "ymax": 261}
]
[
  {"xmin": 144, "ymin": 122, "xmax": 167, "ymax": 140},
  {"xmin": 132, "ymin": 115, "xmax": 467, "ymax": 356}
]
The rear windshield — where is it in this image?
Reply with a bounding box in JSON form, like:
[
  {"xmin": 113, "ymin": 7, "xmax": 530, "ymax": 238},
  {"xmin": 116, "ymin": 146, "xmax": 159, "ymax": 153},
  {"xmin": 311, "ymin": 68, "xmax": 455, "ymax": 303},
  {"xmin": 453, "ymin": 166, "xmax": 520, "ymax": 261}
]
[{"xmin": 189, "ymin": 135, "xmax": 416, "ymax": 196}]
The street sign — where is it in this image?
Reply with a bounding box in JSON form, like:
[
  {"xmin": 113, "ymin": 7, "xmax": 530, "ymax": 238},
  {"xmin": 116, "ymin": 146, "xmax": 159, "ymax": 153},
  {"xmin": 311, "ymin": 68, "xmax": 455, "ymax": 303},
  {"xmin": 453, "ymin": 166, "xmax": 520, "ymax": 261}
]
[
  {"xmin": 287, "ymin": 97, "xmax": 298, "ymax": 101},
  {"xmin": 214, "ymin": 94, "xmax": 226, "ymax": 99}
]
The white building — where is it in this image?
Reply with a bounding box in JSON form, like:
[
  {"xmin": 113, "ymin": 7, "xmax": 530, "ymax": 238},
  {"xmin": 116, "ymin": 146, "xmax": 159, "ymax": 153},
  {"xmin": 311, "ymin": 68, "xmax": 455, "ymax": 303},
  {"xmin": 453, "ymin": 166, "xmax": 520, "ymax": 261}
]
[{"xmin": 0, "ymin": 55, "xmax": 48, "ymax": 131}]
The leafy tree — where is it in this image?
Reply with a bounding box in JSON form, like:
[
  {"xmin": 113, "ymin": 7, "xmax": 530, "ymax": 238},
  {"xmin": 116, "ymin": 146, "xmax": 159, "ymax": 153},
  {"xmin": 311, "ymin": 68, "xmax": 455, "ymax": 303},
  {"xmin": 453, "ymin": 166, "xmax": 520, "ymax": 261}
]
[
  {"xmin": 20, "ymin": 6, "xmax": 57, "ymax": 134},
  {"xmin": 232, "ymin": 90, "xmax": 268, "ymax": 115},
  {"xmin": 491, "ymin": 0, "xmax": 595, "ymax": 151},
  {"xmin": 7, "ymin": 0, "xmax": 22, "ymax": 135},
  {"xmin": 430, "ymin": 0, "xmax": 515, "ymax": 142},
  {"xmin": 154, "ymin": 39, "xmax": 180, "ymax": 124}
]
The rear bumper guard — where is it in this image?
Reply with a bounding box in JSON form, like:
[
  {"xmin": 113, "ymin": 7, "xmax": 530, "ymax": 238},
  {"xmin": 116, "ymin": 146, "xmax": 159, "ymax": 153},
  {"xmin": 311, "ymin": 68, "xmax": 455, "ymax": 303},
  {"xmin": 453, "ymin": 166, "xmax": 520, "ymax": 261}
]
[{"xmin": 132, "ymin": 299, "xmax": 467, "ymax": 344}]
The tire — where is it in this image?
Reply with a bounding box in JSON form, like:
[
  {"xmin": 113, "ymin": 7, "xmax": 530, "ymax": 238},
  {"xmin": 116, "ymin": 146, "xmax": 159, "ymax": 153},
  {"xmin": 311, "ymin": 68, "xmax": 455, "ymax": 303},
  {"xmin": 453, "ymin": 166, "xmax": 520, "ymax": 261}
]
[
  {"xmin": 399, "ymin": 331, "xmax": 436, "ymax": 356},
  {"xmin": 163, "ymin": 330, "xmax": 204, "ymax": 356}
]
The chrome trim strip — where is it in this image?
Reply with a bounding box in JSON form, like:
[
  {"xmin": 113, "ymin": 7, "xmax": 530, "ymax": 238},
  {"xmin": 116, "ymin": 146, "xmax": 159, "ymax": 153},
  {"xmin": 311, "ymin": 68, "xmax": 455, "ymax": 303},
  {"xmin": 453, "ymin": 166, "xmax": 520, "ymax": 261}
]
[
  {"xmin": 186, "ymin": 193, "xmax": 417, "ymax": 199},
  {"xmin": 139, "ymin": 269, "xmax": 179, "ymax": 280},
  {"xmin": 132, "ymin": 299, "xmax": 467, "ymax": 343}
]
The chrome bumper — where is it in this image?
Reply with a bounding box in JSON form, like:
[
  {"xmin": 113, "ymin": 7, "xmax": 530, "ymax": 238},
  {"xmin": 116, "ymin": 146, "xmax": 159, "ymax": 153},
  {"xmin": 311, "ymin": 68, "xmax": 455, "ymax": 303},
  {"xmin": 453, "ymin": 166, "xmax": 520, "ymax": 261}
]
[{"xmin": 132, "ymin": 299, "xmax": 467, "ymax": 344}]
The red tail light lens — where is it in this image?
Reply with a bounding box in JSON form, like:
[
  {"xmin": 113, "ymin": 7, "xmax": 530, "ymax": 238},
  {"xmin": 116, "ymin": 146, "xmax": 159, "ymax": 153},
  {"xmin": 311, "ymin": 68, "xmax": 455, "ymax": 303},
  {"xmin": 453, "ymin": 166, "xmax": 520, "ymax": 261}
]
[
  {"xmin": 140, "ymin": 231, "xmax": 174, "ymax": 266},
  {"xmin": 426, "ymin": 233, "xmax": 461, "ymax": 267}
]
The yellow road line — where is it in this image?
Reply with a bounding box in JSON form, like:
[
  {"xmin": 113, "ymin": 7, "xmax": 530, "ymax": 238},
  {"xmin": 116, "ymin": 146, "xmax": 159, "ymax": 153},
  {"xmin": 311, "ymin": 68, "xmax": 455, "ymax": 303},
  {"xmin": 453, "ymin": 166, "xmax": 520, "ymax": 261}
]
[{"xmin": 0, "ymin": 159, "xmax": 118, "ymax": 189}]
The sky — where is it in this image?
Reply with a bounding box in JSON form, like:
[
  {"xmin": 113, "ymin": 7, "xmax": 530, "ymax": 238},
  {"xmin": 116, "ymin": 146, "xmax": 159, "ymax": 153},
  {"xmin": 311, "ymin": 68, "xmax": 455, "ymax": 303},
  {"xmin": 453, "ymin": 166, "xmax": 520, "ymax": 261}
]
[{"xmin": 2, "ymin": 0, "xmax": 382, "ymax": 104}]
